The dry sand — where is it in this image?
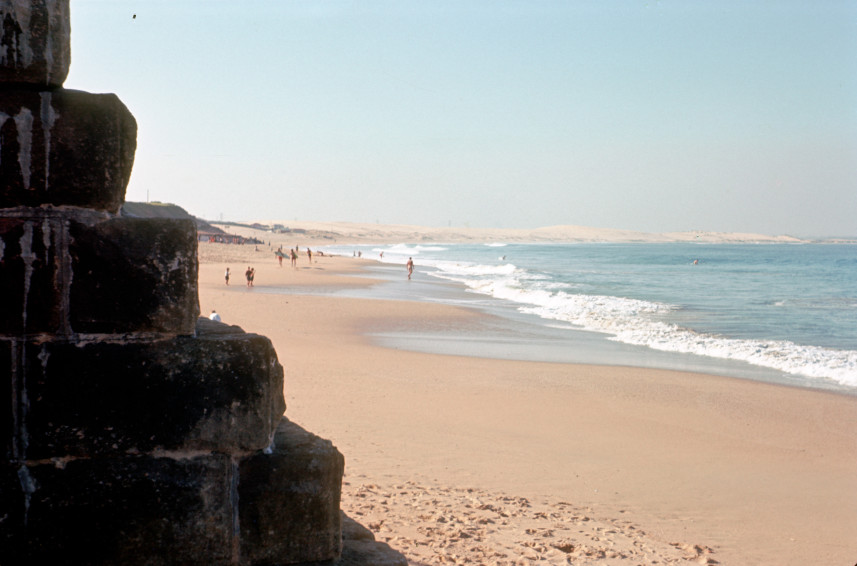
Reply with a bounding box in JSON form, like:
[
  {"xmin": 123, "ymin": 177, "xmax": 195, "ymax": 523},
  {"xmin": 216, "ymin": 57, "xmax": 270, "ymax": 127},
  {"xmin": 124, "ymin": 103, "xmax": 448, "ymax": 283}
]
[{"xmin": 198, "ymin": 239, "xmax": 857, "ymax": 566}]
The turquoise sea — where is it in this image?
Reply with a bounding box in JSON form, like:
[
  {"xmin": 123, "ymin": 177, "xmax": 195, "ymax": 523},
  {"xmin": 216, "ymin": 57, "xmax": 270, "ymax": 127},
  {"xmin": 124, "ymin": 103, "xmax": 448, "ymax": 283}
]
[{"xmin": 318, "ymin": 242, "xmax": 857, "ymax": 393}]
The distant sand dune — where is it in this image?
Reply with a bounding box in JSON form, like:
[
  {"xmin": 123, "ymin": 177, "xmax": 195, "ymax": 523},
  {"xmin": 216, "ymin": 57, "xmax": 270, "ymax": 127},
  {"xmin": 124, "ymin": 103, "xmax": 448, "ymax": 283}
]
[{"xmin": 212, "ymin": 220, "xmax": 807, "ymax": 246}]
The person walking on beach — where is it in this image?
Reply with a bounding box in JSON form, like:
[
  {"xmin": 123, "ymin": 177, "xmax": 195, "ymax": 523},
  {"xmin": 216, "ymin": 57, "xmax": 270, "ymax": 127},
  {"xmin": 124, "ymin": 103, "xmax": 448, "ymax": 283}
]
[
  {"xmin": 307, "ymin": 248, "xmax": 312, "ymax": 263},
  {"xmin": 290, "ymin": 248, "xmax": 298, "ymax": 268},
  {"xmin": 245, "ymin": 266, "xmax": 252, "ymax": 287},
  {"xmin": 225, "ymin": 267, "xmax": 230, "ymax": 285},
  {"xmin": 406, "ymin": 257, "xmax": 414, "ymax": 280}
]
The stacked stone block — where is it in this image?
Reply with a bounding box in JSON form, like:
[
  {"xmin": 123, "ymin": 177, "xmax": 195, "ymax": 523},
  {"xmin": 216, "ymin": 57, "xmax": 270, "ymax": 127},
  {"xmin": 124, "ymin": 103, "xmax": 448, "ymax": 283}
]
[{"xmin": 1, "ymin": 1, "xmax": 365, "ymax": 564}]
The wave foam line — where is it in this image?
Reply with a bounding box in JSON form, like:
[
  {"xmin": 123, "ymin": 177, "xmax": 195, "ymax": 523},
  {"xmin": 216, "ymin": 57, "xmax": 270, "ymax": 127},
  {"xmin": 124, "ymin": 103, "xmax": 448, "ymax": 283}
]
[{"xmin": 432, "ymin": 268, "xmax": 857, "ymax": 388}]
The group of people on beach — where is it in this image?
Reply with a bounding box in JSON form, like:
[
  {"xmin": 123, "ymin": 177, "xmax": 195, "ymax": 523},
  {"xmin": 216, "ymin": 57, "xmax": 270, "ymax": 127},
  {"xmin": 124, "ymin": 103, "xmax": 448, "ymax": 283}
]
[
  {"xmin": 274, "ymin": 246, "xmax": 317, "ymax": 268},
  {"xmin": 226, "ymin": 251, "xmax": 414, "ymax": 290},
  {"xmin": 224, "ymin": 266, "xmax": 254, "ymax": 286}
]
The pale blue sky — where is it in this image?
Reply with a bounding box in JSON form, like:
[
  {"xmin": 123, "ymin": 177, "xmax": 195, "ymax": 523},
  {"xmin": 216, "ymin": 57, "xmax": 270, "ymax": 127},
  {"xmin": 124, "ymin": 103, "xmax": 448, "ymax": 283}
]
[{"xmin": 65, "ymin": 1, "xmax": 857, "ymax": 237}]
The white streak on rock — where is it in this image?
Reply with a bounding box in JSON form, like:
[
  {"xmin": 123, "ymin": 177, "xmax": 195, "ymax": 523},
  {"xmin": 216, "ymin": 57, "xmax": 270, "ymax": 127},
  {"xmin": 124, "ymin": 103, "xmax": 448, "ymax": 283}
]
[
  {"xmin": 263, "ymin": 434, "xmax": 275, "ymax": 455},
  {"xmin": 14, "ymin": 108, "xmax": 33, "ymax": 190},
  {"xmin": 19, "ymin": 221, "xmax": 35, "ymax": 329},
  {"xmin": 0, "ymin": 2, "xmax": 33, "ymax": 67},
  {"xmin": 40, "ymin": 91, "xmax": 58, "ymax": 190},
  {"xmin": 43, "ymin": 0, "xmax": 54, "ymax": 81},
  {"xmin": 45, "ymin": 0, "xmax": 71, "ymax": 84},
  {"xmin": 16, "ymin": 465, "xmax": 38, "ymax": 525},
  {"xmin": 37, "ymin": 342, "xmax": 50, "ymax": 370},
  {"xmin": 41, "ymin": 217, "xmax": 51, "ymax": 254},
  {"xmin": 57, "ymin": 218, "xmax": 72, "ymax": 335}
]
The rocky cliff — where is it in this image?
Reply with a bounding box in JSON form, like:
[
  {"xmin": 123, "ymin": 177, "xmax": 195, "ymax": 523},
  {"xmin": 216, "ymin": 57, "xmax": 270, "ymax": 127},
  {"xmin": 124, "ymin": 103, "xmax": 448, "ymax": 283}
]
[{"xmin": 0, "ymin": 1, "xmax": 404, "ymax": 564}]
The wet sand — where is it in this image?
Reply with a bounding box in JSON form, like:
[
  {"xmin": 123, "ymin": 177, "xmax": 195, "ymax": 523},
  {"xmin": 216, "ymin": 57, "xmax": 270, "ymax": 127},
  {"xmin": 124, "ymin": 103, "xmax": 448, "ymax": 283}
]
[{"xmin": 198, "ymin": 240, "xmax": 857, "ymax": 565}]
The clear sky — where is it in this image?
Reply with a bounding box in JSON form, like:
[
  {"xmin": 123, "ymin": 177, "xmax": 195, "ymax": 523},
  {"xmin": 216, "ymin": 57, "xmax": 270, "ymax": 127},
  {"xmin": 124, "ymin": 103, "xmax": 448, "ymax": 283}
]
[{"xmin": 65, "ymin": 1, "xmax": 857, "ymax": 237}]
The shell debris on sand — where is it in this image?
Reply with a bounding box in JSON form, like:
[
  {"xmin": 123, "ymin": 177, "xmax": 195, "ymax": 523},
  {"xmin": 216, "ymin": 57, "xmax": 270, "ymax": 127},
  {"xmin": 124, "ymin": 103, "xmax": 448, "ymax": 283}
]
[{"xmin": 341, "ymin": 477, "xmax": 716, "ymax": 565}]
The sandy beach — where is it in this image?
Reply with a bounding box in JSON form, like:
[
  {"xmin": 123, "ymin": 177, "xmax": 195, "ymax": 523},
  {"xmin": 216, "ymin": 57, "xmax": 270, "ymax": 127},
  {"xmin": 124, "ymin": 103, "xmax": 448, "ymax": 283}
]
[{"xmin": 198, "ymin": 235, "xmax": 857, "ymax": 566}]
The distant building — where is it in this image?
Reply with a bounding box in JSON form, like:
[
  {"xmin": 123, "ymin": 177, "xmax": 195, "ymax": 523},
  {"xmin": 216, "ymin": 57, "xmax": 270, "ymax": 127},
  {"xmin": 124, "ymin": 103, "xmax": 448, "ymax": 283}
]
[{"xmin": 198, "ymin": 232, "xmax": 246, "ymax": 244}]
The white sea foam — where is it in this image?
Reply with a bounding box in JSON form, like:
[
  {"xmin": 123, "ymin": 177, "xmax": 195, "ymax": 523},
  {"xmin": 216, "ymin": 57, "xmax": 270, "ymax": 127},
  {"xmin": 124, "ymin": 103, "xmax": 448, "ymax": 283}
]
[
  {"xmin": 429, "ymin": 261, "xmax": 857, "ymax": 388},
  {"xmin": 425, "ymin": 260, "xmax": 518, "ymax": 277},
  {"xmin": 379, "ymin": 243, "xmax": 449, "ymax": 255}
]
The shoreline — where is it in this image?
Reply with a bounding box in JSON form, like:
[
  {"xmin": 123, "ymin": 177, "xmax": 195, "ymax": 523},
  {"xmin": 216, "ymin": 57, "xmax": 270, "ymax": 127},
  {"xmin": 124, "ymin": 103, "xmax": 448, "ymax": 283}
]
[
  {"xmin": 198, "ymin": 241, "xmax": 857, "ymax": 565},
  {"xmin": 315, "ymin": 259, "xmax": 856, "ymax": 396}
]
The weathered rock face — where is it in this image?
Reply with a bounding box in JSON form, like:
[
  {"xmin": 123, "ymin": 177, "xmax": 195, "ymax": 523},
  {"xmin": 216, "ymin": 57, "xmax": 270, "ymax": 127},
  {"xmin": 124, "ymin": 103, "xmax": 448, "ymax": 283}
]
[
  {"xmin": 0, "ymin": 90, "xmax": 137, "ymax": 211},
  {"xmin": 67, "ymin": 217, "xmax": 199, "ymax": 333},
  {"xmin": 338, "ymin": 516, "xmax": 411, "ymax": 566},
  {"xmin": 19, "ymin": 323, "xmax": 285, "ymax": 460},
  {"xmin": 1, "ymin": 417, "xmax": 351, "ymax": 566},
  {"xmin": 0, "ymin": 0, "xmax": 70, "ymax": 87},
  {"xmin": 0, "ymin": 213, "xmax": 199, "ymax": 336},
  {"xmin": 1, "ymin": 2, "xmax": 406, "ymax": 565},
  {"xmin": 240, "ymin": 418, "xmax": 345, "ymax": 564},
  {"xmin": 3, "ymin": 454, "xmax": 236, "ymax": 566}
]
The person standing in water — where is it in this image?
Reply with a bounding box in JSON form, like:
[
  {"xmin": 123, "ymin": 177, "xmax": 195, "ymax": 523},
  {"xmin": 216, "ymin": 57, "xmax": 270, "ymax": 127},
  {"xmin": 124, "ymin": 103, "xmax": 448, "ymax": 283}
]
[{"xmin": 406, "ymin": 257, "xmax": 414, "ymax": 280}]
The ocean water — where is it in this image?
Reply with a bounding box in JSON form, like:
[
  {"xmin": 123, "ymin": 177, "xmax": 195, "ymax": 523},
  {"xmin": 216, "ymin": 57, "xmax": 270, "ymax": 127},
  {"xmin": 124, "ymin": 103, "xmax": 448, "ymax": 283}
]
[{"xmin": 319, "ymin": 242, "xmax": 857, "ymax": 393}]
